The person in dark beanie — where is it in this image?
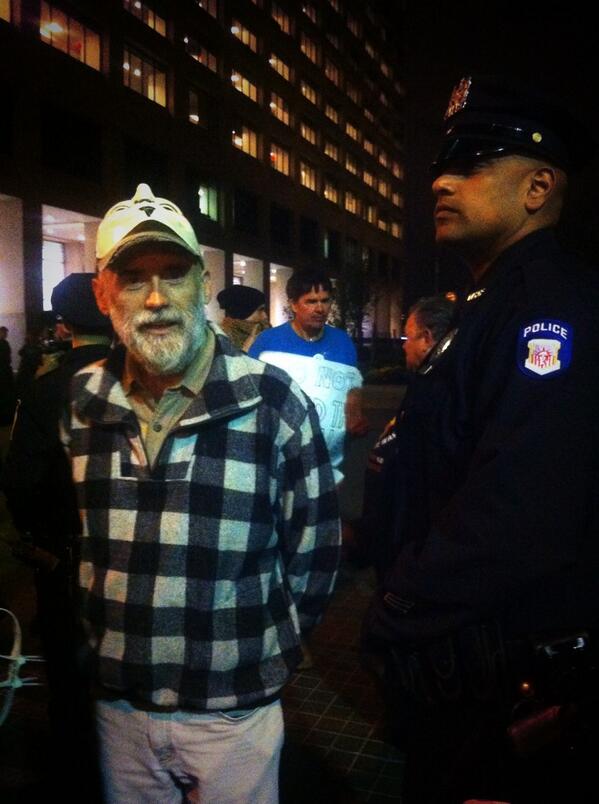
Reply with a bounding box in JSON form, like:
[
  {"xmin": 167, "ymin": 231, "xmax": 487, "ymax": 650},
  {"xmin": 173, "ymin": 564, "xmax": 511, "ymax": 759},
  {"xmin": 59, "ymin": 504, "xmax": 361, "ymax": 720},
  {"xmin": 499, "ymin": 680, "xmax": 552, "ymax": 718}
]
[
  {"xmin": 2, "ymin": 272, "xmax": 112, "ymax": 800},
  {"xmin": 216, "ymin": 284, "xmax": 270, "ymax": 351}
]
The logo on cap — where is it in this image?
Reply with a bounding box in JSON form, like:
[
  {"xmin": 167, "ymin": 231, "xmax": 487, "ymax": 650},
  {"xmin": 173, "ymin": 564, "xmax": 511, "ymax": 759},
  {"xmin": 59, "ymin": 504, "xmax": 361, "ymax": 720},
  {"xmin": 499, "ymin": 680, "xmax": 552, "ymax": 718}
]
[{"xmin": 444, "ymin": 76, "xmax": 472, "ymax": 120}]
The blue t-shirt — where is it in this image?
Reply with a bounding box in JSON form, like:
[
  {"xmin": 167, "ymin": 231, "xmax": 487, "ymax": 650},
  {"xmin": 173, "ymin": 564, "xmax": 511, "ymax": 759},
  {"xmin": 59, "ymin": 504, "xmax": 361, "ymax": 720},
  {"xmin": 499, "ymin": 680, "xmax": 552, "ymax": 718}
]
[{"xmin": 248, "ymin": 322, "xmax": 357, "ymax": 367}]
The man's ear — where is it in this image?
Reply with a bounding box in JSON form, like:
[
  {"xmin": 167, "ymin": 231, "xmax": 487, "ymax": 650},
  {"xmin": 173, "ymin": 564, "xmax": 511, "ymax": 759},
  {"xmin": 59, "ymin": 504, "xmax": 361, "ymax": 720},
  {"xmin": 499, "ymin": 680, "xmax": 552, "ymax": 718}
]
[
  {"xmin": 93, "ymin": 274, "xmax": 110, "ymax": 316},
  {"xmin": 202, "ymin": 270, "xmax": 212, "ymax": 304},
  {"xmin": 422, "ymin": 328, "xmax": 435, "ymax": 349},
  {"xmin": 525, "ymin": 166, "xmax": 556, "ymax": 212}
]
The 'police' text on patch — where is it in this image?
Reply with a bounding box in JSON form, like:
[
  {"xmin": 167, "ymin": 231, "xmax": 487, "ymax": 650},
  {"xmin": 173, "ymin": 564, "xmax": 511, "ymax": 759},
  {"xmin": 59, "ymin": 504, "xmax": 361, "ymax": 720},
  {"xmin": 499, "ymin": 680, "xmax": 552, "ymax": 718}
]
[{"xmin": 518, "ymin": 319, "xmax": 573, "ymax": 378}]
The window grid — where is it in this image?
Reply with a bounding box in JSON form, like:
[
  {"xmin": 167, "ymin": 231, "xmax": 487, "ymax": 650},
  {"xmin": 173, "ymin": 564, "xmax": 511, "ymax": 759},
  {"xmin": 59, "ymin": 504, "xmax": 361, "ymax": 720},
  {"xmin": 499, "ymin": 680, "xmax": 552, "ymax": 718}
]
[
  {"xmin": 301, "ymin": 121, "xmax": 317, "ymax": 145},
  {"xmin": 324, "ymin": 179, "xmax": 339, "ymax": 204},
  {"xmin": 270, "ymin": 142, "xmax": 290, "ymax": 175},
  {"xmin": 345, "ymin": 191, "xmax": 359, "ymax": 215},
  {"xmin": 231, "ymin": 71, "xmax": 258, "ymax": 102},
  {"xmin": 300, "ymin": 81, "xmax": 318, "ymax": 105},
  {"xmin": 324, "ymin": 103, "xmax": 339, "ymax": 123},
  {"xmin": 232, "ymin": 125, "xmax": 258, "ymax": 157},
  {"xmin": 196, "ymin": 0, "xmax": 217, "ymax": 18},
  {"xmin": 40, "ymin": 2, "xmax": 100, "ymax": 70},
  {"xmin": 324, "ymin": 140, "xmax": 339, "ymax": 161},
  {"xmin": 391, "ymin": 221, "xmax": 402, "ymax": 239},
  {"xmin": 346, "ymin": 121, "xmax": 360, "ymax": 142},
  {"xmin": 184, "ymin": 37, "xmax": 217, "ymax": 72},
  {"xmin": 363, "ymin": 170, "xmax": 375, "ymax": 188},
  {"xmin": 269, "ymin": 53, "xmax": 291, "ymax": 81},
  {"xmin": 363, "ymin": 138, "xmax": 375, "ymax": 155},
  {"xmin": 123, "ymin": 46, "xmax": 166, "ymax": 106},
  {"xmin": 123, "ymin": 0, "xmax": 166, "ymax": 36},
  {"xmin": 392, "ymin": 161, "xmax": 403, "ymax": 179},
  {"xmin": 345, "ymin": 153, "xmax": 359, "ymax": 176},
  {"xmin": 270, "ymin": 92, "xmax": 291, "ymax": 125},
  {"xmin": 324, "ymin": 59, "xmax": 341, "ymax": 87},
  {"xmin": 300, "ymin": 32, "xmax": 319, "ymax": 64},
  {"xmin": 378, "ymin": 178, "xmax": 390, "ymax": 198},
  {"xmin": 300, "ymin": 161, "xmax": 317, "ymax": 191},
  {"xmin": 272, "ymin": 2, "xmax": 292, "ymax": 34},
  {"xmin": 231, "ymin": 20, "xmax": 257, "ymax": 52},
  {"xmin": 198, "ymin": 185, "xmax": 219, "ymax": 221}
]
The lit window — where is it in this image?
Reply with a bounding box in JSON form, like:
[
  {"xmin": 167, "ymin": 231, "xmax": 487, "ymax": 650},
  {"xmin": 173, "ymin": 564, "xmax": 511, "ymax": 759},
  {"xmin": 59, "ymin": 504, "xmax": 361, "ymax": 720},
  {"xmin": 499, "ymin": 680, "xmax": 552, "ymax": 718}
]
[
  {"xmin": 123, "ymin": 0, "xmax": 166, "ymax": 36},
  {"xmin": 1, "ymin": 0, "xmax": 11, "ymax": 21},
  {"xmin": 123, "ymin": 47, "xmax": 166, "ymax": 106},
  {"xmin": 270, "ymin": 93, "xmax": 291, "ymax": 126},
  {"xmin": 300, "ymin": 81, "xmax": 318, "ymax": 105},
  {"xmin": 300, "ymin": 32, "xmax": 319, "ymax": 64},
  {"xmin": 324, "ymin": 103, "xmax": 339, "ymax": 123},
  {"xmin": 380, "ymin": 91, "xmax": 389, "ymax": 107},
  {"xmin": 301, "ymin": 121, "xmax": 317, "ymax": 145},
  {"xmin": 347, "ymin": 15, "xmax": 360, "ymax": 37},
  {"xmin": 188, "ymin": 88, "xmax": 206, "ymax": 125},
  {"xmin": 391, "ymin": 221, "xmax": 402, "ymax": 239},
  {"xmin": 365, "ymin": 41, "xmax": 376, "ymax": 59},
  {"xmin": 40, "ymin": 2, "xmax": 100, "ymax": 70},
  {"xmin": 324, "ymin": 59, "xmax": 341, "ymax": 87},
  {"xmin": 381, "ymin": 61, "xmax": 392, "ymax": 79},
  {"xmin": 364, "ymin": 108, "xmax": 375, "ymax": 123},
  {"xmin": 269, "ymin": 53, "xmax": 291, "ymax": 81},
  {"xmin": 363, "ymin": 170, "xmax": 375, "ymax": 188},
  {"xmin": 231, "ymin": 20, "xmax": 257, "ymax": 52},
  {"xmin": 232, "ymin": 125, "xmax": 258, "ymax": 157},
  {"xmin": 302, "ymin": 3, "xmax": 317, "ymax": 23},
  {"xmin": 378, "ymin": 178, "xmax": 390, "ymax": 198},
  {"xmin": 392, "ymin": 190, "xmax": 403, "ymax": 208},
  {"xmin": 328, "ymin": 0, "xmax": 340, "ymax": 11},
  {"xmin": 324, "ymin": 140, "xmax": 339, "ymax": 161},
  {"xmin": 345, "ymin": 191, "xmax": 359, "ymax": 215},
  {"xmin": 198, "ymin": 184, "xmax": 219, "ymax": 221},
  {"xmin": 346, "ymin": 121, "xmax": 360, "ymax": 142},
  {"xmin": 363, "ymin": 138, "xmax": 375, "ymax": 155},
  {"xmin": 365, "ymin": 204, "xmax": 376, "ymax": 224},
  {"xmin": 196, "ymin": 0, "xmax": 217, "ymax": 18},
  {"xmin": 184, "ymin": 36, "xmax": 217, "ymax": 72},
  {"xmin": 392, "ymin": 161, "xmax": 403, "ymax": 179},
  {"xmin": 300, "ymin": 161, "xmax": 317, "ymax": 191},
  {"xmin": 272, "ymin": 2, "xmax": 292, "ymax": 34},
  {"xmin": 379, "ymin": 149, "xmax": 389, "ymax": 168},
  {"xmin": 346, "ymin": 82, "xmax": 360, "ymax": 105},
  {"xmin": 231, "ymin": 71, "xmax": 258, "ymax": 102},
  {"xmin": 42, "ymin": 240, "xmax": 65, "ymax": 311},
  {"xmin": 270, "ymin": 142, "xmax": 290, "ymax": 175},
  {"xmin": 324, "ymin": 179, "xmax": 338, "ymax": 204},
  {"xmin": 345, "ymin": 153, "xmax": 359, "ymax": 176},
  {"xmin": 378, "ymin": 216, "xmax": 389, "ymax": 232}
]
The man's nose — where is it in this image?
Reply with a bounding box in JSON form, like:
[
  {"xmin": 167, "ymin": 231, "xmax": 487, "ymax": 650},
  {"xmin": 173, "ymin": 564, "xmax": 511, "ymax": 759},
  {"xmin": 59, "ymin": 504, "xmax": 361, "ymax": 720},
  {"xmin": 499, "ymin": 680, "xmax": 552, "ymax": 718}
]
[
  {"xmin": 432, "ymin": 173, "xmax": 453, "ymax": 196},
  {"xmin": 145, "ymin": 276, "xmax": 169, "ymax": 309}
]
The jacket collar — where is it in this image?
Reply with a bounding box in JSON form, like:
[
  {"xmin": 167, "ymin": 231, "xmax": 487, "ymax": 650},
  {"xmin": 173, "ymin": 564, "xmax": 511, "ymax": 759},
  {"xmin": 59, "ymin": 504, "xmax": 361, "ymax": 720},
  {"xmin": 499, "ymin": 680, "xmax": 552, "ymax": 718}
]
[{"xmin": 72, "ymin": 323, "xmax": 263, "ymax": 428}]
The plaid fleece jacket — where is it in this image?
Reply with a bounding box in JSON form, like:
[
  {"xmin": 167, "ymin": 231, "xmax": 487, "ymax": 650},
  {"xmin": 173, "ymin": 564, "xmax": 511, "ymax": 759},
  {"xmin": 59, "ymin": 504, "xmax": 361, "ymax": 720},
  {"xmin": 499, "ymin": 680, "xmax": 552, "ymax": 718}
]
[{"xmin": 63, "ymin": 328, "xmax": 340, "ymax": 711}]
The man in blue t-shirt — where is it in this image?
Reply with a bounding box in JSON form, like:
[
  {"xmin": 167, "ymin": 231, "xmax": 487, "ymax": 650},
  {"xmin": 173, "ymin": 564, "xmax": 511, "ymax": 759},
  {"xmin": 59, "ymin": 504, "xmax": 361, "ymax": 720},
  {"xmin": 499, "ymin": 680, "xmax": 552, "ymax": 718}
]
[{"xmin": 249, "ymin": 271, "xmax": 362, "ymax": 482}]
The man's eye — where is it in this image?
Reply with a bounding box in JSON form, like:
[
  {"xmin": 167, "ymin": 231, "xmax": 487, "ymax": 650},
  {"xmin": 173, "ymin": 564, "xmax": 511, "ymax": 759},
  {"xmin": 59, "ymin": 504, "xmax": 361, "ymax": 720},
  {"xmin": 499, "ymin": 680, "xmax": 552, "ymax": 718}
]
[
  {"xmin": 121, "ymin": 274, "xmax": 145, "ymax": 288},
  {"xmin": 163, "ymin": 267, "xmax": 190, "ymax": 282}
]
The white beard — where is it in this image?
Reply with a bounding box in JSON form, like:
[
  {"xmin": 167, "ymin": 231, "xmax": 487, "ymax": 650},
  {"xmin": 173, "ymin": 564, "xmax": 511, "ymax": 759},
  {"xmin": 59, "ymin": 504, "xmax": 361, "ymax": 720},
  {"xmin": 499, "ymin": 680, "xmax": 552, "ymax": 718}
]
[{"xmin": 111, "ymin": 302, "xmax": 206, "ymax": 375}]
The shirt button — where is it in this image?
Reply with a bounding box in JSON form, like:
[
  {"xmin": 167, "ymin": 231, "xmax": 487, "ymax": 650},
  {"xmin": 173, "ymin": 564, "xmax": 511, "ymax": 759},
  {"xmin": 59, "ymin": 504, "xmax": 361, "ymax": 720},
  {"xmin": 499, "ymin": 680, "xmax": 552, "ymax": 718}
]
[{"xmin": 152, "ymin": 423, "xmax": 162, "ymax": 432}]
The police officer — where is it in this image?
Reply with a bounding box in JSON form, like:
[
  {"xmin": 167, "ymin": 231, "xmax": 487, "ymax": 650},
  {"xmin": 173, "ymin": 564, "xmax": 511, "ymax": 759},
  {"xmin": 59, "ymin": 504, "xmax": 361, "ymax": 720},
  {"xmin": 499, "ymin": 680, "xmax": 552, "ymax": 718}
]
[{"xmin": 363, "ymin": 76, "xmax": 599, "ymax": 803}]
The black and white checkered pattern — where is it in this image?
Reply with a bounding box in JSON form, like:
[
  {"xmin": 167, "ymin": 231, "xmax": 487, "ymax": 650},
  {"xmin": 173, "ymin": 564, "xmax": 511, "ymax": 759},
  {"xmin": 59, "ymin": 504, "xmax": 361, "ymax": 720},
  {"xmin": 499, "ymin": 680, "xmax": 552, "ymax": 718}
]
[{"xmin": 63, "ymin": 327, "xmax": 341, "ymax": 711}]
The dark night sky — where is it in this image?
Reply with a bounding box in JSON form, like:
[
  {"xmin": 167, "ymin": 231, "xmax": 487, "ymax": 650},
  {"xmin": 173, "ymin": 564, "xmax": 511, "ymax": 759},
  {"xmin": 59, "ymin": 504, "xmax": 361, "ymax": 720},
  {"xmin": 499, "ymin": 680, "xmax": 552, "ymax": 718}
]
[{"xmin": 388, "ymin": 1, "xmax": 599, "ymax": 302}]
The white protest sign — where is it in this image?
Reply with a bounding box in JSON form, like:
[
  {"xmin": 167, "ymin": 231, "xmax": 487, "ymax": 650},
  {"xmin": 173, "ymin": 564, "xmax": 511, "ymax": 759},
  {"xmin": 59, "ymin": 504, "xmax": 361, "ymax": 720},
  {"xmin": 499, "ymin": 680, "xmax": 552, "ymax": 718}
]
[{"xmin": 258, "ymin": 351, "xmax": 362, "ymax": 482}]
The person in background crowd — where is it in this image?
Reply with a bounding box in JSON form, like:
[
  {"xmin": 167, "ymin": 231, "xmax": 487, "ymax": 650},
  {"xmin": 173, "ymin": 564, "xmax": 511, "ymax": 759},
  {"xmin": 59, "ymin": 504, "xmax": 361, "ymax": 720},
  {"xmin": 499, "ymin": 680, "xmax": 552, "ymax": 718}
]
[
  {"xmin": 216, "ymin": 284, "xmax": 270, "ymax": 352},
  {"xmin": 344, "ymin": 295, "xmax": 456, "ymax": 576},
  {"xmin": 2, "ymin": 272, "xmax": 113, "ymax": 799},
  {"xmin": 249, "ymin": 271, "xmax": 364, "ymax": 484},
  {"xmin": 362, "ymin": 75, "xmax": 599, "ymax": 804},
  {"xmin": 60, "ymin": 183, "xmax": 340, "ymax": 802}
]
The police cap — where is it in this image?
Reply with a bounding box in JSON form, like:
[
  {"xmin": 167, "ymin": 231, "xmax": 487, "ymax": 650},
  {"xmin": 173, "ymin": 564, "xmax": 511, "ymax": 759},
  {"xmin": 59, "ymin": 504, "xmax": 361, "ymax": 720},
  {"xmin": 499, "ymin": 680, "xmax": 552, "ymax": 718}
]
[
  {"xmin": 51, "ymin": 273, "xmax": 112, "ymax": 333},
  {"xmin": 433, "ymin": 75, "xmax": 595, "ymax": 174}
]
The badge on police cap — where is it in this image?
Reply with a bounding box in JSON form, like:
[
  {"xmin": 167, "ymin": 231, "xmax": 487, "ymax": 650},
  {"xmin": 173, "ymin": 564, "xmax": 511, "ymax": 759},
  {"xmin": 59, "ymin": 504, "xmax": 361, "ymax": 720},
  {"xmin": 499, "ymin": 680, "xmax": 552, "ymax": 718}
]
[{"xmin": 517, "ymin": 319, "xmax": 573, "ymax": 378}]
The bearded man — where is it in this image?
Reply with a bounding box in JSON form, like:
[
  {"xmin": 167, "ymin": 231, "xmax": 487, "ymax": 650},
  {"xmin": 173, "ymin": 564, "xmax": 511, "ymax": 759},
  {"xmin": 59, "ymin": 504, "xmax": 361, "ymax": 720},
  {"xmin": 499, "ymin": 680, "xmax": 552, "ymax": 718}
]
[{"xmin": 61, "ymin": 184, "xmax": 340, "ymax": 803}]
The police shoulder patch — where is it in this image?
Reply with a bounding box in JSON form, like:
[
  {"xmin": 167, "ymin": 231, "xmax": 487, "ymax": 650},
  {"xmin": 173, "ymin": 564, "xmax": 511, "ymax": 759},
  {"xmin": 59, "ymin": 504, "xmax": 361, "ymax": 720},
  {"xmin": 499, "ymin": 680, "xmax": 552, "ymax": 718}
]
[{"xmin": 517, "ymin": 319, "xmax": 573, "ymax": 378}]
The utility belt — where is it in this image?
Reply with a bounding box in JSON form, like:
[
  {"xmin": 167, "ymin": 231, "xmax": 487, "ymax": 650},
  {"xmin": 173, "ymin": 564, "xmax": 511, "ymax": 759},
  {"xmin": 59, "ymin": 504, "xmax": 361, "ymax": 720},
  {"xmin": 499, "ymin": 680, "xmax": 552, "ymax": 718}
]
[{"xmin": 382, "ymin": 622, "xmax": 599, "ymax": 757}]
